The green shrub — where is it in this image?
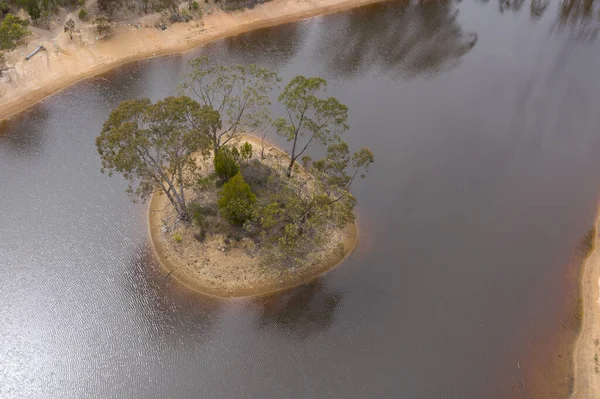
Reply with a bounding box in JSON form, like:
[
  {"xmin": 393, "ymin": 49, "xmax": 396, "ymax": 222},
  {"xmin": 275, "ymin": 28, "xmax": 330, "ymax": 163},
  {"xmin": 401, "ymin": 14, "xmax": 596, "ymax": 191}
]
[
  {"xmin": 78, "ymin": 8, "xmax": 87, "ymax": 20},
  {"xmin": 0, "ymin": 1, "xmax": 9, "ymax": 16},
  {"xmin": 0, "ymin": 14, "xmax": 29, "ymax": 51},
  {"xmin": 240, "ymin": 141, "xmax": 253, "ymax": 162},
  {"xmin": 231, "ymin": 146, "xmax": 240, "ymax": 161},
  {"xmin": 214, "ymin": 146, "xmax": 240, "ymax": 180},
  {"xmin": 26, "ymin": 0, "xmax": 40, "ymax": 21},
  {"xmin": 93, "ymin": 16, "xmax": 112, "ymax": 37},
  {"xmin": 192, "ymin": 0, "xmax": 199, "ymax": 9},
  {"xmin": 218, "ymin": 171, "xmax": 256, "ymax": 226},
  {"xmin": 173, "ymin": 233, "xmax": 183, "ymax": 243}
]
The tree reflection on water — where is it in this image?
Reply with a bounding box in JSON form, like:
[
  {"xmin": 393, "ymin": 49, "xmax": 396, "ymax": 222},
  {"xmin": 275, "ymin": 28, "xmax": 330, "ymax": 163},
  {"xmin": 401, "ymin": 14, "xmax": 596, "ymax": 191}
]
[
  {"xmin": 314, "ymin": 1, "xmax": 477, "ymax": 81},
  {"xmin": 253, "ymin": 280, "xmax": 344, "ymax": 339},
  {"xmin": 552, "ymin": 0, "xmax": 600, "ymax": 41},
  {"xmin": 488, "ymin": 0, "xmax": 600, "ymax": 40}
]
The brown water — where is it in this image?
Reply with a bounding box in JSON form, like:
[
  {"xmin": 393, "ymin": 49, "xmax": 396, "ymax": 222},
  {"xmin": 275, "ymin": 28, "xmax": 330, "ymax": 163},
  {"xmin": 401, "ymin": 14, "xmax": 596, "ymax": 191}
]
[{"xmin": 2, "ymin": 1, "xmax": 600, "ymax": 397}]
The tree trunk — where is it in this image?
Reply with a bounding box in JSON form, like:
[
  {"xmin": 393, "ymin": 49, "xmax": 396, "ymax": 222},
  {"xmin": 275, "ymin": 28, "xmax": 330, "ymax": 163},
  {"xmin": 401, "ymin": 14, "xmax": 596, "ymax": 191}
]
[
  {"xmin": 176, "ymin": 201, "xmax": 190, "ymax": 222},
  {"xmin": 286, "ymin": 157, "xmax": 294, "ymax": 177}
]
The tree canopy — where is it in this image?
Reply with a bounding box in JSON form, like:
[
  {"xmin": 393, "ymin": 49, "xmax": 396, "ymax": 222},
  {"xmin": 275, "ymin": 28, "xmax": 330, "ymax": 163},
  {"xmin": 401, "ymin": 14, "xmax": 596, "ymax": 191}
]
[
  {"xmin": 180, "ymin": 56, "xmax": 280, "ymax": 154},
  {"xmin": 0, "ymin": 14, "xmax": 29, "ymax": 51},
  {"xmin": 274, "ymin": 76, "xmax": 349, "ymax": 177},
  {"xmin": 96, "ymin": 96, "xmax": 220, "ymax": 220},
  {"xmin": 245, "ymin": 141, "xmax": 373, "ymax": 267}
]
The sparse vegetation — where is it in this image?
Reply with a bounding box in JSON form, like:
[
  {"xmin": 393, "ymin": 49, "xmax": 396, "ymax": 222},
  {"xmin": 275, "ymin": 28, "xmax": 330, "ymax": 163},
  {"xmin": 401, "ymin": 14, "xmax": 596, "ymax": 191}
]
[
  {"xmin": 217, "ymin": 0, "xmax": 271, "ymax": 12},
  {"xmin": 173, "ymin": 233, "xmax": 182, "ymax": 243},
  {"xmin": 77, "ymin": 7, "xmax": 87, "ymax": 20}
]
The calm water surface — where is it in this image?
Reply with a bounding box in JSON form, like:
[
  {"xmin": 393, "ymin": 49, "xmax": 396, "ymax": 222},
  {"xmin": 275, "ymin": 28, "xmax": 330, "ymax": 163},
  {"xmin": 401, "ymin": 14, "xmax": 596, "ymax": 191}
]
[{"xmin": 2, "ymin": 1, "xmax": 600, "ymax": 398}]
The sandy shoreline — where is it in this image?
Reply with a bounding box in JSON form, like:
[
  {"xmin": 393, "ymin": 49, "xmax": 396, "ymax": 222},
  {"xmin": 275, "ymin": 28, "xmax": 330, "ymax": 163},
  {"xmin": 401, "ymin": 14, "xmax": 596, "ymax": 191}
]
[
  {"xmin": 0, "ymin": 0, "xmax": 390, "ymax": 122},
  {"xmin": 148, "ymin": 134, "xmax": 359, "ymax": 298},
  {"xmin": 571, "ymin": 212, "xmax": 600, "ymax": 398}
]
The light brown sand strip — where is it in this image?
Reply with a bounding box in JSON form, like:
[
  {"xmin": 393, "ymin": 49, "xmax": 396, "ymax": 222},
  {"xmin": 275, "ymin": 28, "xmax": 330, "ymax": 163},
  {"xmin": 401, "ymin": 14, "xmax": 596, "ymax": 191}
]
[{"xmin": 571, "ymin": 212, "xmax": 600, "ymax": 398}]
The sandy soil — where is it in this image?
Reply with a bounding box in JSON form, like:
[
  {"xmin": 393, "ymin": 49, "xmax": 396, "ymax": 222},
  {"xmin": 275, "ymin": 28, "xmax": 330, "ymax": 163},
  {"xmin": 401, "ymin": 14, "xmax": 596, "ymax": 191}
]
[
  {"xmin": 571, "ymin": 213, "xmax": 600, "ymax": 398},
  {"xmin": 148, "ymin": 134, "xmax": 358, "ymax": 298},
  {"xmin": 0, "ymin": 0, "xmax": 389, "ymax": 121}
]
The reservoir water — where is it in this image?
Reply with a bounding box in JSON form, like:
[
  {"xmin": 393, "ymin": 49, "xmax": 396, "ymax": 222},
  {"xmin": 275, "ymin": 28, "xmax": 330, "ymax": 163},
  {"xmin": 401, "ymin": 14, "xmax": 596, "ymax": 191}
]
[{"xmin": 2, "ymin": 1, "xmax": 600, "ymax": 397}]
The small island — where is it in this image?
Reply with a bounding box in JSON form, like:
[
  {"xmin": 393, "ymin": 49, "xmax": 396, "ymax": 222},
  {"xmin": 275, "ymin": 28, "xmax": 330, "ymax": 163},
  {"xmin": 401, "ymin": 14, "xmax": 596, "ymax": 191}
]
[
  {"xmin": 149, "ymin": 134, "xmax": 357, "ymax": 296},
  {"xmin": 96, "ymin": 58, "xmax": 373, "ymax": 297}
]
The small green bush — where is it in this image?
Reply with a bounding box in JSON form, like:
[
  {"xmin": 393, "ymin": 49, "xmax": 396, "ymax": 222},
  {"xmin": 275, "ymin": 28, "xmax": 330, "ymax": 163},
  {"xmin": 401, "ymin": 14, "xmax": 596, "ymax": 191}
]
[
  {"xmin": 0, "ymin": 1, "xmax": 9, "ymax": 16},
  {"xmin": 214, "ymin": 146, "xmax": 240, "ymax": 180},
  {"xmin": 173, "ymin": 233, "xmax": 183, "ymax": 243},
  {"xmin": 231, "ymin": 146, "xmax": 240, "ymax": 161},
  {"xmin": 78, "ymin": 8, "xmax": 88, "ymax": 21},
  {"xmin": 240, "ymin": 141, "xmax": 253, "ymax": 162},
  {"xmin": 192, "ymin": 0, "xmax": 199, "ymax": 9},
  {"xmin": 26, "ymin": 0, "xmax": 40, "ymax": 21},
  {"xmin": 218, "ymin": 171, "xmax": 256, "ymax": 226}
]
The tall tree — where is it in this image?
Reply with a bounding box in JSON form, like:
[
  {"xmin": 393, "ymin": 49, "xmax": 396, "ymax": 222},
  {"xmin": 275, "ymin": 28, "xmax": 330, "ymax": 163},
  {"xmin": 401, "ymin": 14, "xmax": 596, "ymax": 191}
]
[
  {"xmin": 180, "ymin": 56, "xmax": 280, "ymax": 154},
  {"xmin": 274, "ymin": 76, "xmax": 349, "ymax": 177},
  {"xmin": 248, "ymin": 141, "xmax": 373, "ymax": 268},
  {"xmin": 96, "ymin": 96, "xmax": 220, "ymax": 221}
]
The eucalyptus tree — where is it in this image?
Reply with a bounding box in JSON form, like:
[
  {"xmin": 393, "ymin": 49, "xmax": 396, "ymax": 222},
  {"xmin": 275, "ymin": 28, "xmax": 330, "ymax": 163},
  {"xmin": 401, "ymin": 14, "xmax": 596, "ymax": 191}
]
[
  {"xmin": 180, "ymin": 56, "xmax": 280, "ymax": 154},
  {"xmin": 274, "ymin": 76, "xmax": 349, "ymax": 177},
  {"xmin": 96, "ymin": 96, "xmax": 220, "ymax": 221},
  {"xmin": 249, "ymin": 141, "xmax": 374, "ymax": 268}
]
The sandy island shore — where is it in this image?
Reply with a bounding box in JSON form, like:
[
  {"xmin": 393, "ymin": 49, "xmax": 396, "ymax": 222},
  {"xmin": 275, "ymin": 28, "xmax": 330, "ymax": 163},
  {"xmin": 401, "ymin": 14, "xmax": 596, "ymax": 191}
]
[
  {"xmin": 0, "ymin": 0, "xmax": 390, "ymax": 121},
  {"xmin": 148, "ymin": 134, "xmax": 358, "ymax": 298},
  {"xmin": 571, "ymin": 212, "xmax": 600, "ymax": 398}
]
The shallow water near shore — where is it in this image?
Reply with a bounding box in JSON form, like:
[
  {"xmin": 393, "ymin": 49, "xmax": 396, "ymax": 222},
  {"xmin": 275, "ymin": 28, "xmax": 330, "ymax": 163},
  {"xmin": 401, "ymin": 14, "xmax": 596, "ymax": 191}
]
[{"xmin": 2, "ymin": 1, "xmax": 600, "ymax": 397}]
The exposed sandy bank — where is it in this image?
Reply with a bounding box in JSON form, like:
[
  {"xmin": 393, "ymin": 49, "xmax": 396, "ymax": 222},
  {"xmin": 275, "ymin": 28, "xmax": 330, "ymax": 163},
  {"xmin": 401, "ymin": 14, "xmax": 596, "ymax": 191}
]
[
  {"xmin": 148, "ymin": 134, "xmax": 358, "ymax": 298},
  {"xmin": 571, "ymin": 213, "xmax": 600, "ymax": 398},
  {"xmin": 0, "ymin": 0, "xmax": 390, "ymax": 121}
]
